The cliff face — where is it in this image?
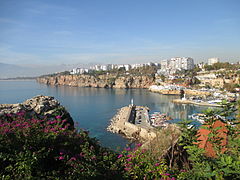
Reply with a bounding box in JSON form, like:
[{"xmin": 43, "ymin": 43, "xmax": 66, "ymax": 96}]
[{"xmin": 37, "ymin": 74, "xmax": 155, "ymax": 89}]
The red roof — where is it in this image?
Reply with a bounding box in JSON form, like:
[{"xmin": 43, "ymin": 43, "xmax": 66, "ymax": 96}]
[{"xmin": 196, "ymin": 120, "xmax": 228, "ymax": 157}]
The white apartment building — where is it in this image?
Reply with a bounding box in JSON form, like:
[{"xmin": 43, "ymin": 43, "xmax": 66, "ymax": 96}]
[
  {"xmin": 159, "ymin": 57, "xmax": 194, "ymax": 75},
  {"xmin": 208, "ymin": 58, "xmax": 219, "ymax": 65},
  {"xmin": 131, "ymin": 63, "xmax": 143, "ymax": 69},
  {"xmin": 124, "ymin": 64, "xmax": 131, "ymax": 71},
  {"xmin": 70, "ymin": 68, "xmax": 91, "ymax": 75}
]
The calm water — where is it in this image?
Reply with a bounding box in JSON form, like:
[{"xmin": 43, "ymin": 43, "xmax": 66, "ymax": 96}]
[{"xmin": 0, "ymin": 80, "xmax": 207, "ymax": 150}]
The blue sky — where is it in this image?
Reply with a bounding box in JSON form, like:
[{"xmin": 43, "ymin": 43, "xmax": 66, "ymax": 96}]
[{"xmin": 0, "ymin": 0, "xmax": 240, "ymax": 65}]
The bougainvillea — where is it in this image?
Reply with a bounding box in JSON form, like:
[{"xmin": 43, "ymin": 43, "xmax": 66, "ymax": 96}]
[{"xmin": 0, "ymin": 112, "xmax": 119, "ymax": 179}]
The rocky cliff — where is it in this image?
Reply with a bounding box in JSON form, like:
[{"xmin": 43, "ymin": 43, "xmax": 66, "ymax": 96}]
[
  {"xmin": 37, "ymin": 74, "xmax": 155, "ymax": 89},
  {"xmin": 0, "ymin": 95, "xmax": 74, "ymax": 128}
]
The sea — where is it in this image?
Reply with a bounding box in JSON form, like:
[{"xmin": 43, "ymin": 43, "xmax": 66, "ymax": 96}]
[{"xmin": 0, "ymin": 80, "xmax": 208, "ymax": 150}]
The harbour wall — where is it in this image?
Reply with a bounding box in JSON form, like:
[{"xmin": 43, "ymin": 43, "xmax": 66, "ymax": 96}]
[{"xmin": 107, "ymin": 106, "xmax": 156, "ymax": 143}]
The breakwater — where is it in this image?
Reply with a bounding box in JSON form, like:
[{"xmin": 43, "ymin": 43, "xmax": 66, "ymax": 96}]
[{"xmin": 107, "ymin": 106, "xmax": 156, "ymax": 143}]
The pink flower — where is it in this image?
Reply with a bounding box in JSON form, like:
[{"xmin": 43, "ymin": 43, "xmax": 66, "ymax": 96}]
[
  {"xmin": 16, "ymin": 112, "xmax": 24, "ymax": 116},
  {"xmin": 117, "ymin": 154, "xmax": 123, "ymax": 158},
  {"xmin": 6, "ymin": 113, "xmax": 12, "ymax": 117},
  {"xmin": 136, "ymin": 143, "xmax": 142, "ymax": 147},
  {"xmin": 15, "ymin": 124, "xmax": 21, "ymax": 127},
  {"xmin": 124, "ymin": 168, "xmax": 130, "ymax": 171},
  {"xmin": 126, "ymin": 158, "xmax": 132, "ymax": 162},
  {"xmin": 180, "ymin": 169, "xmax": 187, "ymax": 172},
  {"xmin": 59, "ymin": 152, "xmax": 64, "ymax": 155},
  {"xmin": 56, "ymin": 115, "xmax": 61, "ymax": 119},
  {"xmin": 125, "ymin": 163, "xmax": 132, "ymax": 167},
  {"xmin": 126, "ymin": 154, "xmax": 132, "ymax": 157},
  {"xmin": 126, "ymin": 147, "xmax": 131, "ymax": 151},
  {"xmin": 155, "ymin": 163, "xmax": 160, "ymax": 166},
  {"xmin": 59, "ymin": 156, "xmax": 64, "ymax": 160},
  {"xmin": 70, "ymin": 157, "xmax": 76, "ymax": 161}
]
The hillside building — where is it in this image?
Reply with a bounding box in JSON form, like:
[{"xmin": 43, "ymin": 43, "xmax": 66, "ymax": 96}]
[{"xmin": 208, "ymin": 58, "xmax": 219, "ymax": 65}]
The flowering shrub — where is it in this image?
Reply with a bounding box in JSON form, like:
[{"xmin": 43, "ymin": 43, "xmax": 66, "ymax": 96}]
[
  {"xmin": 0, "ymin": 112, "xmax": 119, "ymax": 179},
  {"xmin": 116, "ymin": 144, "xmax": 175, "ymax": 180}
]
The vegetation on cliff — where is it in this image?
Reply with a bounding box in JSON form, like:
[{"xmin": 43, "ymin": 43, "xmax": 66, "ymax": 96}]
[{"xmin": 204, "ymin": 62, "xmax": 240, "ymax": 71}]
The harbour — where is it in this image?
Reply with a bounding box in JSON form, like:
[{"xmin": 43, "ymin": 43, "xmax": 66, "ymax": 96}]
[{"xmin": 0, "ymin": 80, "xmax": 207, "ymax": 149}]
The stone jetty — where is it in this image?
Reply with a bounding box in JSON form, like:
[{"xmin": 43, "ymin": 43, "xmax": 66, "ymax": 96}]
[{"xmin": 107, "ymin": 105, "xmax": 156, "ymax": 143}]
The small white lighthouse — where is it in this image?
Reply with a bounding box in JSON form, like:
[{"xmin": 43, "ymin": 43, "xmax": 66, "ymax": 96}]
[{"xmin": 131, "ymin": 98, "xmax": 134, "ymax": 106}]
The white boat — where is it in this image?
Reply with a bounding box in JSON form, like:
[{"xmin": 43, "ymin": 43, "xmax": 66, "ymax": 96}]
[
  {"xmin": 189, "ymin": 113, "xmax": 206, "ymax": 124},
  {"xmin": 208, "ymin": 99, "xmax": 222, "ymax": 104}
]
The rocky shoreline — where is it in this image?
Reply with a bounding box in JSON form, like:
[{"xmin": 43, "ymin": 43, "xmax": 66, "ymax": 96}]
[
  {"xmin": 172, "ymin": 99, "xmax": 223, "ymax": 107},
  {"xmin": 149, "ymin": 85, "xmax": 211, "ymax": 96},
  {"xmin": 37, "ymin": 74, "xmax": 155, "ymax": 89},
  {"xmin": 0, "ymin": 95, "xmax": 74, "ymax": 128}
]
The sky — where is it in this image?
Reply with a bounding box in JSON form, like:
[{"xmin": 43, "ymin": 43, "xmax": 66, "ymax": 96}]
[{"xmin": 0, "ymin": 0, "xmax": 240, "ymax": 65}]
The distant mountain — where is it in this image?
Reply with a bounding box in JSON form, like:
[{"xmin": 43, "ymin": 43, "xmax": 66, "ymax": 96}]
[{"xmin": 0, "ymin": 63, "xmax": 82, "ymax": 79}]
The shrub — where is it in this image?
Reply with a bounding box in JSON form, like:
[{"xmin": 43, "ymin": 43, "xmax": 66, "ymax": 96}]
[
  {"xmin": 176, "ymin": 101, "xmax": 240, "ymax": 179},
  {"xmin": 116, "ymin": 144, "xmax": 175, "ymax": 179},
  {"xmin": 0, "ymin": 112, "xmax": 119, "ymax": 179}
]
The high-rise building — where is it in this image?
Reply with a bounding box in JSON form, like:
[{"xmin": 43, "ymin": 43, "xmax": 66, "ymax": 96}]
[{"xmin": 159, "ymin": 57, "xmax": 194, "ymax": 75}]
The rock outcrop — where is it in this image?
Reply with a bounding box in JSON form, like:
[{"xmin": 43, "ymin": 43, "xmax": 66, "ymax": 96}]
[
  {"xmin": 0, "ymin": 95, "xmax": 74, "ymax": 128},
  {"xmin": 37, "ymin": 74, "xmax": 155, "ymax": 89}
]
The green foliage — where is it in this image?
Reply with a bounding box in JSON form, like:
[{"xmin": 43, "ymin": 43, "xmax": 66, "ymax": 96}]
[
  {"xmin": 128, "ymin": 66, "xmax": 157, "ymax": 76},
  {"xmin": 39, "ymin": 71, "xmax": 70, "ymax": 78},
  {"xmin": 176, "ymin": 101, "xmax": 240, "ymax": 179},
  {"xmin": 160, "ymin": 74, "xmax": 166, "ymax": 82},
  {"xmin": 0, "ymin": 112, "xmax": 174, "ymax": 179},
  {"xmin": 116, "ymin": 144, "xmax": 174, "ymax": 179},
  {"xmin": 204, "ymin": 62, "xmax": 240, "ymax": 71},
  {"xmin": 0, "ymin": 112, "xmax": 120, "ymax": 179}
]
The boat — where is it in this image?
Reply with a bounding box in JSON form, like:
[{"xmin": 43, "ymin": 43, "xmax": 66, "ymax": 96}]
[
  {"xmin": 188, "ymin": 113, "xmax": 206, "ymax": 124},
  {"xmin": 149, "ymin": 112, "xmax": 172, "ymax": 127}
]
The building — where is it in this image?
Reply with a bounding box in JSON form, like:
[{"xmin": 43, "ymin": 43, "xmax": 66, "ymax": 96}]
[
  {"xmin": 70, "ymin": 68, "xmax": 92, "ymax": 75},
  {"xmin": 159, "ymin": 57, "xmax": 194, "ymax": 75},
  {"xmin": 208, "ymin": 58, "xmax": 219, "ymax": 66}
]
